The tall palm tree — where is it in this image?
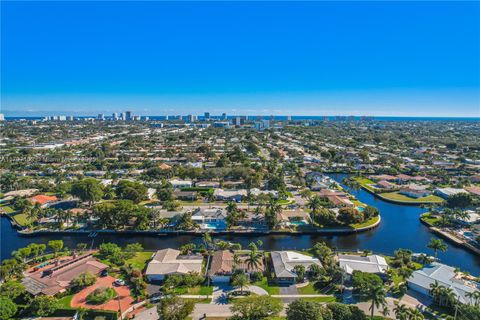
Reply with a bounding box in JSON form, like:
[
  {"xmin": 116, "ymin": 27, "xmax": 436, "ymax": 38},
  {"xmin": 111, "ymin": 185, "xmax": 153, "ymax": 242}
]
[
  {"xmin": 465, "ymin": 291, "xmax": 480, "ymax": 306},
  {"xmin": 307, "ymin": 195, "xmax": 322, "ymax": 221},
  {"xmin": 427, "ymin": 238, "xmax": 447, "ymax": 260},
  {"xmin": 429, "ymin": 281, "xmax": 441, "ymax": 302},
  {"xmin": 245, "ymin": 250, "xmax": 262, "ymax": 271},
  {"xmin": 368, "ymin": 285, "xmax": 387, "ymax": 319},
  {"xmin": 233, "ymin": 253, "xmax": 241, "ymax": 271}
]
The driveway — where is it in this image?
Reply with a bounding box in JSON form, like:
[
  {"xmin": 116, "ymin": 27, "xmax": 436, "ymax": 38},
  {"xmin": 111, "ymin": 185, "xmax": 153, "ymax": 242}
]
[
  {"xmin": 279, "ymin": 284, "xmax": 298, "ymax": 303},
  {"xmin": 133, "ymin": 306, "xmax": 159, "ymax": 320},
  {"xmin": 71, "ymin": 275, "xmax": 135, "ymax": 312},
  {"xmin": 211, "ymin": 284, "xmax": 231, "ymax": 305}
]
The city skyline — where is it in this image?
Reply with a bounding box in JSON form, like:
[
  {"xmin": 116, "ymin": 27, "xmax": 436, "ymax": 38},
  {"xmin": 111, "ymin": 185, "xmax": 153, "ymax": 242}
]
[{"xmin": 2, "ymin": 1, "xmax": 479, "ymax": 117}]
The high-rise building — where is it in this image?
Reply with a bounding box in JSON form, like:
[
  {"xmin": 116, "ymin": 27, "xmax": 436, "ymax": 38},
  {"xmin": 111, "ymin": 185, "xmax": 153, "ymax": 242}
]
[
  {"xmin": 67, "ymin": 116, "xmax": 74, "ymax": 121},
  {"xmin": 97, "ymin": 114, "xmax": 105, "ymax": 121},
  {"xmin": 287, "ymin": 115, "xmax": 292, "ymax": 121},
  {"xmin": 112, "ymin": 112, "xmax": 118, "ymax": 121},
  {"xmin": 263, "ymin": 119, "xmax": 270, "ymax": 129},
  {"xmin": 0, "ymin": 113, "xmax": 5, "ymax": 121},
  {"xmin": 204, "ymin": 112, "xmax": 210, "ymax": 120},
  {"xmin": 119, "ymin": 112, "xmax": 125, "ymax": 120},
  {"xmin": 187, "ymin": 114, "xmax": 197, "ymax": 123},
  {"xmin": 234, "ymin": 116, "xmax": 242, "ymax": 126},
  {"xmin": 125, "ymin": 111, "xmax": 132, "ymax": 121},
  {"xmin": 221, "ymin": 113, "xmax": 227, "ymax": 120}
]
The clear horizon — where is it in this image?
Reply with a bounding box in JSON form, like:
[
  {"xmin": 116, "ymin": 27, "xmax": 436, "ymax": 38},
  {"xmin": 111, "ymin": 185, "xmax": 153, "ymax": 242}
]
[{"xmin": 2, "ymin": 1, "xmax": 479, "ymax": 117}]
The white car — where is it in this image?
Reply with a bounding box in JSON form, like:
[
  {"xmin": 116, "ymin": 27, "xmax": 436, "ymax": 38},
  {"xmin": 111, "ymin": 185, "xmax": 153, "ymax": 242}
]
[{"xmin": 113, "ymin": 279, "xmax": 126, "ymax": 286}]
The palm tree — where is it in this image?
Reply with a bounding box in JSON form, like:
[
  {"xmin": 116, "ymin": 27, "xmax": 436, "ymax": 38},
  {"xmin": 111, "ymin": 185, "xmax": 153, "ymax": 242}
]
[
  {"xmin": 233, "ymin": 253, "xmax": 241, "ymax": 271},
  {"xmin": 408, "ymin": 308, "xmax": 425, "ymax": 320},
  {"xmin": 231, "ymin": 272, "xmax": 249, "ymax": 294},
  {"xmin": 307, "ymin": 195, "xmax": 322, "ymax": 221},
  {"xmin": 466, "ymin": 291, "xmax": 480, "ymax": 306},
  {"xmin": 429, "ymin": 281, "xmax": 441, "ymax": 302},
  {"xmin": 368, "ymin": 285, "xmax": 387, "ymax": 319},
  {"xmin": 427, "ymin": 238, "xmax": 447, "ymax": 260},
  {"xmin": 393, "ymin": 302, "xmax": 409, "ymax": 320},
  {"xmin": 245, "ymin": 250, "xmax": 262, "ymax": 271}
]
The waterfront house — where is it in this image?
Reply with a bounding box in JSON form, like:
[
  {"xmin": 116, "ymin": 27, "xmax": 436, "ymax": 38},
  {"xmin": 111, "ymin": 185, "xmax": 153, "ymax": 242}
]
[
  {"xmin": 407, "ymin": 262, "xmax": 479, "ymax": 304},
  {"xmin": 434, "ymin": 188, "xmax": 468, "ymax": 199},
  {"xmin": 22, "ymin": 253, "xmax": 108, "ymax": 296},
  {"xmin": 270, "ymin": 251, "xmax": 322, "ymax": 284},
  {"xmin": 213, "ymin": 189, "xmax": 247, "ymax": 202},
  {"xmin": 277, "ymin": 210, "xmax": 311, "ymax": 227},
  {"xmin": 191, "ymin": 207, "xmax": 227, "ymax": 230},
  {"xmin": 338, "ymin": 254, "xmax": 389, "ymax": 277},
  {"xmin": 145, "ymin": 249, "xmax": 203, "ymax": 282},
  {"xmin": 208, "ymin": 250, "xmax": 265, "ymax": 283},
  {"xmin": 399, "ymin": 184, "xmax": 432, "ymax": 198},
  {"xmin": 28, "ymin": 194, "xmax": 58, "ymax": 207},
  {"xmin": 376, "ymin": 180, "xmax": 396, "ymax": 190},
  {"xmin": 465, "ymin": 186, "xmax": 480, "ymax": 197}
]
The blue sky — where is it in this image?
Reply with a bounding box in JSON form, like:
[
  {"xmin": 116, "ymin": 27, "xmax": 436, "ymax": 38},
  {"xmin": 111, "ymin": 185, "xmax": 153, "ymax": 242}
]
[{"xmin": 1, "ymin": 1, "xmax": 479, "ymax": 117}]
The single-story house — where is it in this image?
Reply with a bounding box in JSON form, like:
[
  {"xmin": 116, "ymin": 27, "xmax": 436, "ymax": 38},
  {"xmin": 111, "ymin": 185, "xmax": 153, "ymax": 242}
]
[
  {"xmin": 407, "ymin": 262, "xmax": 479, "ymax": 304},
  {"xmin": 338, "ymin": 254, "xmax": 389, "ymax": 276},
  {"xmin": 22, "ymin": 253, "xmax": 108, "ymax": 296},
  {"xmin": 4, "ymin": 189, "xmax": 38, "ymax": 198},
  {"xmin": 208, "ymin": 250, "xmax": 265, "ymax": 283},
  {"xmin": 29, "ymin": 195, "xmax": 58, "ymax": 206},
  {"xmin": 277, "ymin": 210, "xmax": 311, "ymax": 227},
  {"xmin": 466, "ymin": 186, "xmax": 480, "ymax": 197},
  {"xmin": 174, "ymin": 190, "xmax": 198, "ymax": 201},
  {"xmin": 376, "ymin": 180, "xmax": 396, "ymax": 190},
  {"xmin": 191, "ymin": 207, "xmax": 227, "ymax": 230},
  {"xmin": 195, "ymin": 181, "xmax": 221, "ymax": 188},
  {"xmin": 434, "ymin": 188, "xmax": 468, "ymax": 199},
  {"xmin": 213, "ymin": 189, "xmax": 247, "ymax": 202},
  {"xmin": 169, "ymin": 179, "xmax": 193, "ymax": 189},
  {"xmin": 145, "ymin": 249, "xmax": 203, "ymax": 282},
  {"xmin": 250, "ymin": 188, "xmax": 279, "ymax": 199},
  {"xmin": 399, "ymin": 184, "xmax": 432, "ymax": 198},
  {"xmin": 270, "ymin": 251, "xmax": 322, "ymax": 284}
]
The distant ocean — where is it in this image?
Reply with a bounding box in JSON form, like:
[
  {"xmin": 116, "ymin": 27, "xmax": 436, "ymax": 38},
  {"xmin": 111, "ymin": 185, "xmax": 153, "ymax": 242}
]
[{"xmin": 5, "ymin": 116, "xmax": 480, "ymax": 122}]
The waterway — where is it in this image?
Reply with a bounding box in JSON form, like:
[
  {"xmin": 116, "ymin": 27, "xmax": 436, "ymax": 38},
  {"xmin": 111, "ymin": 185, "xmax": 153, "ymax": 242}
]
[{"xmin": 1, "ymin": 173, "xmax": 479, "ymax": 274}]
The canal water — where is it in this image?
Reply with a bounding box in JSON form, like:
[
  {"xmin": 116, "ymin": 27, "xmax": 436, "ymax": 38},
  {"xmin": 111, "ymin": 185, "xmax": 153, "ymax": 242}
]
[{"xmin": 1, "ymin": 173, "xmax": 479, "ymax": 275}]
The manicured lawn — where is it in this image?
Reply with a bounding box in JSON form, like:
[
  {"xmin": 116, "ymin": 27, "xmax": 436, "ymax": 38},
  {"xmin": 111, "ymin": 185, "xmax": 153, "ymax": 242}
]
[
  {"xmin": 253, "ymin": 277, "xmax": 280, "ymax": 295},
  {"xmin": 125, "ymin": 251, "xmax": 153, "ymax": 270},
  {"xmin": 1, "ymin": 206, "xmax": 14, "ymax": 213},
  {"xmin": 353, "ymin": 177, "xmax": 375, "ymax": 191},
  {"xmin": 187, "ymin": 285, "xmax": 213, "ymax": 295},
  {"xmin": 380, "ymin": 192, "xmax": 443, "ymax": 204},
  {"xmin": 350, "ymin": 216, "xmax": 380, "ymax": 229},
  {"xmin": 298, "ymin": 296, "xmax": 337, "ymax": 303},
  {"xmin": 420, "ymin": 213, "xmax": 440, "ymax": 226},
  {"xmin": 58, "ymin": 294, "xmax": 74, "ymax": 309},
  {"xmin": 11, "ymin": 212, "xmax": 29, "ymax": 226},
  {"xmin": 297, "ymin": 282, "xmax": 318, "ymax": 294}
]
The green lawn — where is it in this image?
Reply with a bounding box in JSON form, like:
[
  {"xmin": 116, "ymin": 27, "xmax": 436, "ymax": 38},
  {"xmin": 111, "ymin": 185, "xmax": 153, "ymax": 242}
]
[
  {"xmin": 353, "ymin": 177, "xmax": 375, "ymax": 191},
  {"xmin": 350, "ymin": 216, "xmax": 380, "ymax": 229},
  {"xmin": 297, "ymin": 282, "xmax": 318, "ymax": 294},
  {"xmin": 420, "ymin": 213, "xmax": 440, "ymax": 226},
  {"xmin": 253, "ymin": 277, "xmax": 281, "ymax": 295},
  {"xmin": 125, "ymin": 251, "xmax": 153, "ymax": 270},
  {"xmin": 57, "ymin": 294, "xmax": 74, "ymax": 309},
  {"xmin": 380, "ymin": 192, "xmax": 443, "ymax": 204},
  {"xmin": 298, "ymin": 296, "xmax": 337, "ymax": 303},
  {"xmin": 1, "ymin": 206, "xmax": 14, "ymax": 213},
  {"xmin": 187, "ymin": 285, "xmax": 213, "ymax": 295},
  {"xmin": 11, "ymin": 212, "xmax": 29, "ymax": 227}
]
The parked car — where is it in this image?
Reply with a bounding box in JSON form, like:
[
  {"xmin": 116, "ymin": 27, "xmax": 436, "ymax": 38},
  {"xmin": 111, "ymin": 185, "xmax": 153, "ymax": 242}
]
[{"xmin": 113, "ymin": 279, "xmax": 125, "ymax": 286}]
